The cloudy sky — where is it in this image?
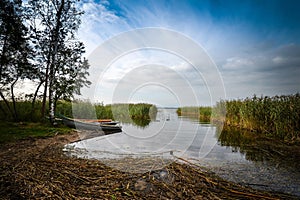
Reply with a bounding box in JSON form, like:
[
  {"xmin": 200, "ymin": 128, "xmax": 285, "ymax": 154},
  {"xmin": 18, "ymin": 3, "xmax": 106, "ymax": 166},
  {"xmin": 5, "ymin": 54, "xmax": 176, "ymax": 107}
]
[{"xmin": 77, "ymin": 0, "xmax": 300, "ymax": 107}]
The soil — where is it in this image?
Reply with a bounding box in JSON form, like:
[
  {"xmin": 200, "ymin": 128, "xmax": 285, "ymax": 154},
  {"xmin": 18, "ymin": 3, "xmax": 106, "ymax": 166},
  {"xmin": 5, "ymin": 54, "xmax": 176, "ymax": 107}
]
[{"xmin": 0, "ymin": 132, "xmax": 298, "ymax": 199}]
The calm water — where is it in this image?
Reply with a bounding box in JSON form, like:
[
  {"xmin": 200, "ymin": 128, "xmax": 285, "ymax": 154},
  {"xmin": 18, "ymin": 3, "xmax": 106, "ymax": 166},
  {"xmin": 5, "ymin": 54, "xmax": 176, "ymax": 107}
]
[{"xmin": 64, "ymin": 108, "xmax": 300, "ymax": 196}]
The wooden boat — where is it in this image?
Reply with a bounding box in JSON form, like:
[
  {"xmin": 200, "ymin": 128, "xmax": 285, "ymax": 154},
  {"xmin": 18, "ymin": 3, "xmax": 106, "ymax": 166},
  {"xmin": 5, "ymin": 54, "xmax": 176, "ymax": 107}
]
[
  {"xmin": 60, "ymin": 115, "xmax": 122, "ymax": 133},
  {"xmin": 73, "ymin": 119, "xmax": 119, "ymax": 125}
]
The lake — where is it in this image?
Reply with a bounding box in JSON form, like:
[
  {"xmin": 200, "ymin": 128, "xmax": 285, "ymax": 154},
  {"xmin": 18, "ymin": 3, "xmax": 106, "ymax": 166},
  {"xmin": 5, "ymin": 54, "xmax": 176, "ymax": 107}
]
[{"xmin": 64, "ymin": 108, "xmax": 300, "ymax": 197}]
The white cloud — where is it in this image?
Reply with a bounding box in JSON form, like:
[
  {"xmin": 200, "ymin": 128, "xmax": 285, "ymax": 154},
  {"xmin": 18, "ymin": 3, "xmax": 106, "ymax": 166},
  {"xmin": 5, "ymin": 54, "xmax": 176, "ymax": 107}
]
[
  {"xmin": 222, "ymin": 57, "xmax": 254, "ymax": 70},
  {"xmin": 219, "ymin": 43, "xmax": 300, "ymax": 100},
  {"xmin": 272, "ymin": 56, "xmax": 284, "ymax": 64},
  {"xmin": 78, "ymin": 0, "xmax": 129, "ymax": 55},
  {"xmin": 81, "ymin": 1, "xmax": 119, "ymax": 24}
]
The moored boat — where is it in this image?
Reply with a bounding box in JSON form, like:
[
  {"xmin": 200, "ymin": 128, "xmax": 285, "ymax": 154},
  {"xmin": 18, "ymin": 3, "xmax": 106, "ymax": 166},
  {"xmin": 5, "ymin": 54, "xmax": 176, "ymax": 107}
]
[{"xmin": 59, "ymin": 115, "xmax": 122, "ymax": 133}]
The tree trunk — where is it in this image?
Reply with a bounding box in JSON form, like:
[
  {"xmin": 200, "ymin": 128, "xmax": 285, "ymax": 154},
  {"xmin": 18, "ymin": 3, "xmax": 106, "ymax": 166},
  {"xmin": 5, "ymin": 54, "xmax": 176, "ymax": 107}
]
[
  {"xmin": 41, "ymin": 61, "xmax": 50, "ymax": 119},
  {"xmin": 0, "ymin": 34, "xmax": 8, "ymax": 83},
  {"xmin": 10, "ymin": 77, "xmax": 19, "ymax": 121},
  {"xmin": 31, "ymin": 79, "xmax": 44, "ymax": 121},
  {"xmin": 48, "ymin": 78, "xmax": 55, "ymax": 124},
  {"xmin": 0, "ymin": 90, "xmax": 13, "ymax": 120},
  {"xmin": 48, "ymin": 0, "xmax": 65, "ymax": 125}
]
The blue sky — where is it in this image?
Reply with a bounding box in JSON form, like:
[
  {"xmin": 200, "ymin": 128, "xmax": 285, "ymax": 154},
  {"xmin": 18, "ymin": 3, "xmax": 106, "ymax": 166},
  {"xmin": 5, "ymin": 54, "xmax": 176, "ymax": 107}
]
[{"xmin": 77, "ymin": 0, "xmax": 300, "ymax": 106}]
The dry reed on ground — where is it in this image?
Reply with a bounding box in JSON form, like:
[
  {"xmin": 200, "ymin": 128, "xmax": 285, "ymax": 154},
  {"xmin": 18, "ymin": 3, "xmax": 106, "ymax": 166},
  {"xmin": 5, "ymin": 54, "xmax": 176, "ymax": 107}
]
[{"xmin": 0, "ymin": 133, "xmax": 297, "ymax": 199}]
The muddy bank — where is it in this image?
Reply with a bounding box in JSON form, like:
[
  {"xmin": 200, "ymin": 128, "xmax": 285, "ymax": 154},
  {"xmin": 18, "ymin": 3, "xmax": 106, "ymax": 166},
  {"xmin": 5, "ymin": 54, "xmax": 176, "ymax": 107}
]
[{"xmin": 0, "ymin": 132, "xmax": 298, "ymax": 199}]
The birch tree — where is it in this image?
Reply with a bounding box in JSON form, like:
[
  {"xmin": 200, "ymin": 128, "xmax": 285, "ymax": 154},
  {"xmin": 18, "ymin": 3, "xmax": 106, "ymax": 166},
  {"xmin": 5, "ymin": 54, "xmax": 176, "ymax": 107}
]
[{"xmin": 26, "ymin": 0, "xmax": 89, "ymax": 123}]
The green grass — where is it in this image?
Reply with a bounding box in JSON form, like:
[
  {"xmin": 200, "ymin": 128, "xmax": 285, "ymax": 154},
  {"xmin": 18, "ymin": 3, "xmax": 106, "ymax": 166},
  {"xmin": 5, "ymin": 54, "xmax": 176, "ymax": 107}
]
[{"xmin": 0, "ymin": 121, "xmax": 72, "ymax": 144}]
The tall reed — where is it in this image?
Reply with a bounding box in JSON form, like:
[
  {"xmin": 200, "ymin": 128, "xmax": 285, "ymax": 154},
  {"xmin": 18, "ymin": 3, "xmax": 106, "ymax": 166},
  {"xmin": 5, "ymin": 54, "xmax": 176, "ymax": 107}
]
[{"xmin": 214, "ymin": 94, "xmax": 300, "ymax": 141}]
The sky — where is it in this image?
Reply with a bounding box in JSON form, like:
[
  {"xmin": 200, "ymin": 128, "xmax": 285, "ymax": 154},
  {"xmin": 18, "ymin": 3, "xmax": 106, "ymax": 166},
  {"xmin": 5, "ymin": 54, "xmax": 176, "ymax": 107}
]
[{"xmin": 76, "ymin": 0, "xmax": 300, "ymax": 107}]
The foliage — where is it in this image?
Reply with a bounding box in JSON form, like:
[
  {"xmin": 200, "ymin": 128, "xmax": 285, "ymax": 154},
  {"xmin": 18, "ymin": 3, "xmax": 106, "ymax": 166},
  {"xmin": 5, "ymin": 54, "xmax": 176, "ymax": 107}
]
[
  {"xmin": 0, "ymin": 0, "xmax": 89, "ymax": 124},
  {"xmin": 0, "ymin": 0, "xmax": 35, "ymax": 121}
]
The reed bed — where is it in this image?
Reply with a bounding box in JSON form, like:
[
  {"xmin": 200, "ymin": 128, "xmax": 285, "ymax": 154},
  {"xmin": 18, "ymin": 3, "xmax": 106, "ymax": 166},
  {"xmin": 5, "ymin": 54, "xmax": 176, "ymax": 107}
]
[
  {"xmin": 177, "ymin": 106, "xmax": 212, "ymax": 123},
  {"xmin": 178, "ymin": 93, "xmax": 300, "ymax": 142},
  {"xmin": 214, "ymin": 94, "xmax": 300, "ymax": 142},
  {"xmin": 0, "ymin": 100, "xmax": 157, "ymax": 123},
  {"xmin": 0, "ymin": 133, "xmax": 295, "ymax": 199},
  {"xmin": 56, "ymin": 101, "xmax": 157, "ymax": 122}
]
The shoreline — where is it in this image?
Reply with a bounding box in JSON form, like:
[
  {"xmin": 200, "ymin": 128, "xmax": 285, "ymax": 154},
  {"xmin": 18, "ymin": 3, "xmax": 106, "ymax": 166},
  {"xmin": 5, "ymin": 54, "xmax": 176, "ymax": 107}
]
[{"xmin": 0, "ymin": 132, "xmax": 298, "ymax": 199}]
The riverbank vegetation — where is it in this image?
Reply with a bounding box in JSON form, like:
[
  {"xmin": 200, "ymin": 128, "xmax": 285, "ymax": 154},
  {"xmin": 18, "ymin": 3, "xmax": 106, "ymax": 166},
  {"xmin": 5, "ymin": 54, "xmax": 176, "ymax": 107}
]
[
  {"xmin": 60, "ymin": 100, "xmax": 158, "ymax": 126},
  {"xmin": 0, "ymin": 100, "xmax": 157, "ymax": 124},
  {"xmin": 178, "ymin": 93, "xmax": 300, "ymax": 142}
]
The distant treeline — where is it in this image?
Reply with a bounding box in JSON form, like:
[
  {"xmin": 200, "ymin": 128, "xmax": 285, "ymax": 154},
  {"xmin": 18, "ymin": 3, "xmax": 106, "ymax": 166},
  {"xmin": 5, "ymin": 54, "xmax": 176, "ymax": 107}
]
[
  {"xmin": 0, "ymin": 100, "xmax": 157, "ymax": 124},
  {"xmin": 177, "ymin": 93, "xmax": 300, "ymax": 142}
]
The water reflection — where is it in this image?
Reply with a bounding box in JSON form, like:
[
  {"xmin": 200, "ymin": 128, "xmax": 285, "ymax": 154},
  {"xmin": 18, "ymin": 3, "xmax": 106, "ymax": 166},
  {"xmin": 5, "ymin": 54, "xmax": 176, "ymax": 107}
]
[
  {"xmin": 118, "ymin": 118, "xmax": 151, "ymax": 128},
  {"xmin": 113, "ymin": 113, "xmax": 156, "ymax": 128},
  {"xmin": 218, "ymin": 126, "xmax": 300, "ymax": 169},
  {"xmin": 132, "ymin": 118, "xmax": 151, "ymax": 127},
  {"xmin": 65, "ymin": 108, "xmax": 218, "ymax": 168},
  {"xmin": 107, "ymin": 104, "xmax": 157, "ymax": 128},
  {"xmin": 200, "ymin": 125, "xmax": 300, "ymax": 197}
]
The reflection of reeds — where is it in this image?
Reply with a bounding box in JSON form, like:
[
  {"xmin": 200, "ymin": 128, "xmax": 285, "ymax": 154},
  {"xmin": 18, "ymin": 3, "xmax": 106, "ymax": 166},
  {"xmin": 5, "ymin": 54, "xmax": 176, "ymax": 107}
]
[
  {"xmin": 218, "ymin": 125, "xmax": 300, "ymax": 169},
  {"xmin": 214, "ymin": 93, "xmax": 300, "ymax": 142}
]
